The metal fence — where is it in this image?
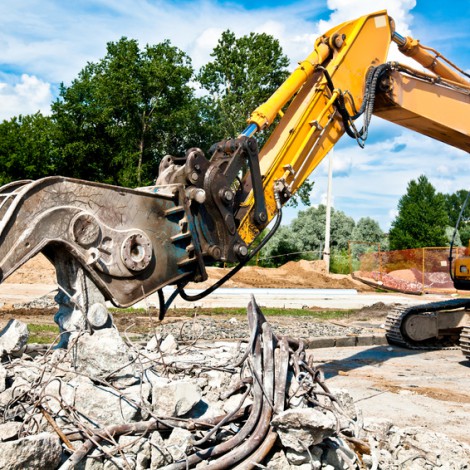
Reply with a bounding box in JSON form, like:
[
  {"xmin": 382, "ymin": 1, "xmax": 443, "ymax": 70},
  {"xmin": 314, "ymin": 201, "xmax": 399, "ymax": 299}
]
[{"xmin": 349, "ymin": 243, "xmax": 467, "ymax": 293}]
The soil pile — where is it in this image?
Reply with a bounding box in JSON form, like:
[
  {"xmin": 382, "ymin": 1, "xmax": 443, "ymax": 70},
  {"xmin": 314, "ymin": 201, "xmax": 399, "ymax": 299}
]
[
  {"xmin": 356, "ymin": 267, "xmax": 456, "ymax": 294},
  {"xmin": 193, "ymin": 259, "xmax": 373, "ymax": 291},
  {"xmin": 5, "ymin": 254, "xmax": 56, "ymax": 284},
  {"xmin": 5, "ymin": 254, "xmax": 374, "ymax": 292}
]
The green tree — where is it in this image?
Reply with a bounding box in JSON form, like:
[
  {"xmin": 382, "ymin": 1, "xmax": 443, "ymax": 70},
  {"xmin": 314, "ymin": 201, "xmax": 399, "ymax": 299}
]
[
  {"xmin": 0, "ymin": 113, "xmax": 58, "ymax": 184},
  {"xmin": 459, "ymin": 225, "xmax": 470, "ymax": 247},
  {"xmin": 445, "ymin": 226, "xmax": 462, "ymax": 246},
  {"xmin": 444, "ymin": 189, "xmax": 470, "ymax": 227},
  {"xmin": 291, "ymin": 205, "xmax": 355, "ymax": 253},
  {"xmin": 444, "ymin": 189, "xmax": 470, "ymax": 246},
  {"xmin": 389, "ymin": 175, "xmax": 448, "ymax": 250},
  {"xmin": 52, "ymin": 37, "xmax": 201, "ymax": 187},
  {"xmin": 258, "ymin": 226, "xmax": 303, "ymax": 267},
  {"xmin": 198, "ymin": 30, "xmax": 290, "ymax": 144},
  {"xmin": 197, "ymin": 30, "xmax": 315, "ymax": 206},
  {"xmin": 350, "ymin": 217, "xmax": 386, "ymax": 257}
]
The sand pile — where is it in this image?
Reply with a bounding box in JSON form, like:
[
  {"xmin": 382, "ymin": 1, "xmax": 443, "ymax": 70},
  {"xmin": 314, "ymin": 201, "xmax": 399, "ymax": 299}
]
[
  {"xmin": 4, "ymin": 253, "xmax": 373, "ymax": 292},
  {"xmin": 195, "ymin": 259, "xmax": 373, "ymax": 291},
  {"xmin": 4, "ymin": 254, "xmax": 56, "ymax": 285}
]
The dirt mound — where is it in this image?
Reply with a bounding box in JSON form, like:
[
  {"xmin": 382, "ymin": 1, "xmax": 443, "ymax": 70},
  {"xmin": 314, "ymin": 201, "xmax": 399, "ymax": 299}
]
[
  {"xmin": 193, "ymin": 260, "xmax": 373, "ymax": 291},
  {"xmin": 388, "ymin": 268, "xmax": 420, "ymax": 282},
  {"xmin": 4, "ymin": 254, "xmax": 373, "ymax": 292},
  {"xmin": 5, "ymin": 254, "xmax": 56, "ymax": 284}
]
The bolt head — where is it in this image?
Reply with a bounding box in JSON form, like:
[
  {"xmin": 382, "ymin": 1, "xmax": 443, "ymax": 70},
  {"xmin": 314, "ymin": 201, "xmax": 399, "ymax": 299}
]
[
  {"xmin": 235, "ymin": 244, "xmax": 248, "ymax": 258},
  {"xmin": 224, "ymin": 190, "xmax": 234, "ymax": 202},
  {"xmin": 208, "ymin": 245, "xmax": 222, "ymax": 260}
]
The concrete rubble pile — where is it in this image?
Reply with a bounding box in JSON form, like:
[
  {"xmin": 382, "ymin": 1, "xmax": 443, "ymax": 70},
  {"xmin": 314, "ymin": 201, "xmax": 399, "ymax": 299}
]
[{"xmin": 0, "ymin": 297, "xmax": 469, "ymax": 469}]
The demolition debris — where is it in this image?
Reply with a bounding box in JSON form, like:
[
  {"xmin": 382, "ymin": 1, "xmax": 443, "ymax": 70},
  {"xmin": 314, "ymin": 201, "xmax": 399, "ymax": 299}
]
[{"xmin": 0, "ymin": 298, "xmax": 469, "ymax": 469}]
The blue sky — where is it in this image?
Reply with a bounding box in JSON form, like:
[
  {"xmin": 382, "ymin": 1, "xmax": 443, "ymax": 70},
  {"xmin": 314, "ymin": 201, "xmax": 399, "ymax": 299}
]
[{"xmin": 0, "ymin": 0, "xmax": 469, "ymax": 230}]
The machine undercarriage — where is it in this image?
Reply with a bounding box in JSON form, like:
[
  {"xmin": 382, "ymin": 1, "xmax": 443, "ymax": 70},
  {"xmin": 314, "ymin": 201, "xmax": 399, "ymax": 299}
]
[{"xmin": 385, "ymin": 299, "xmax": 470, "ymax": 359}]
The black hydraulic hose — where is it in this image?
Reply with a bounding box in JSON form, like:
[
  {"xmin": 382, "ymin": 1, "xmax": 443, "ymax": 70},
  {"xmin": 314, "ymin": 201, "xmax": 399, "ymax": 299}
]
[
  {"xmin": 317, "ymin": 63, "xmax": 392, "ymax": 144},
  {"xmin": 158, "ymin": 287, "xmax": 181, "ymax": 321},
  {"xmin": 177, "ymin": 200, "xmax": 283, "ymax": 302}
]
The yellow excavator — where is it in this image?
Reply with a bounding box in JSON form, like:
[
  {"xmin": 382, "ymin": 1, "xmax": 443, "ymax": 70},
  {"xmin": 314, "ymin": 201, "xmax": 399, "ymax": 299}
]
[{"xmin": 0, "ymin": 10, "xmax": 469, "ymax": 354}]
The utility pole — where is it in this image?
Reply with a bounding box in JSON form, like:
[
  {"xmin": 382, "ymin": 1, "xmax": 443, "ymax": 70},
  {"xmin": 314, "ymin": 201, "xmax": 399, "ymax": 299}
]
[{"xmin": 324, "ymin": 152, "xmax": 333, "ymax": 273}]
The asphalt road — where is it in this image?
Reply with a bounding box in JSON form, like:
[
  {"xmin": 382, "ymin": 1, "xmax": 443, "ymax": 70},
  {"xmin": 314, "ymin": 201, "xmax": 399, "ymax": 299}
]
[
  {"xmin": 0, "ymin": 283, "xmax": 452, "ymax": 311},
  {"xmin": 137, "ymin": 286, "xmax": 450, "ymax": 310}
]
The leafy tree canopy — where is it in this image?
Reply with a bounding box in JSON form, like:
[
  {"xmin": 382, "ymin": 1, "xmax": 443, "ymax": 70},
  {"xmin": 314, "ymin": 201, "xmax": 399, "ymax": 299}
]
[
  {"xmin": 198, "ymin": 30, "xmax": 290, "ymax": 144},
  {"xmin": 444, "ymin": 189, "xmax": 470, "ymax": 227},
  {"xmin": 52, "ymin": 37, "xmax": 201, "ymax": 187},
  {"xmin": 258, "ymin": 226, "xmax": 303, "ymax": 267},
  {"xmin": 443, "ymin": 189, "xmax": 470, "ymax": 246},
  {"xmin": 291, "ymin": 204, "xmax": 355, "ymax": 253},
  {"xmin": 0, "ymin": 113, "xmax": 57, "ymax": 185},
  {"xmin": 389, "ymin": 175, "xmax": 448, "ymax": 250},
  {"xmin": 350, "ymin": 217, "xmax": 386, "ymax": 257}
]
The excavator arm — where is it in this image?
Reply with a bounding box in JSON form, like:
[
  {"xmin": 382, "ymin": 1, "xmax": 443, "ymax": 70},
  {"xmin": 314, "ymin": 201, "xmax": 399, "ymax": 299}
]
[
  {"xmin": 236, "ymin": 11, "xmax": 470, "ymax": 242},
  {"xmin": 0, "ymin": 10, "xmax": 469, "ymax": 341}
]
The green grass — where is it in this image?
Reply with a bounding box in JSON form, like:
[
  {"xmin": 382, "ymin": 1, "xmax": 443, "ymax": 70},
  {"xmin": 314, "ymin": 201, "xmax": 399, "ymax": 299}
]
[
  {"xmin": 109, "ymin": 307, "xmax": 147, "ymax": 314},
  {"xmin": 28, "ymin": 324, "xmax": 59, "ymax": 344},
  {"xmin": 112, "ymin": 306, "xmax": 355, "ymax": 320}
]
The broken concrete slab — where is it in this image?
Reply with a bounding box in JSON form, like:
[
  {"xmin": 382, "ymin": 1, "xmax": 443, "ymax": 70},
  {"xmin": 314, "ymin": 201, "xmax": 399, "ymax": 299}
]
[
  {"xmin": 150, "ymin": 431, "xmax": 172, "ymax": 469},
  {"xmin": 160, "ymin": 334, "xmax": 178, "ymax": 354},
  {"xmin": 118, "ymin": 435, "xmax": 151, "ymax": 470},
  {"xmin": 70, "ymin": 328, "xmax": 137, "ymax": 387},
  {"xmin": 271, "ymin": 408, "xmax": 336, "ymax": 452},
  {"xmin": 152, "ymin": 379, "xmax": 202, "ymax": 417},
  {"xmin": 0, "ymin": 432, "xmax": 62, "ymax": 470},
  {"xmin": 0, "ymin": 319, "xmax": 29, "ymax": 357},
  {"xmin": 165, "ymin": 427, "xmax": 193, "ymax": 461},
  {"xmin": 0, "ymin": 422, "xmax": 21, "ymax": 442},
  {"xmin": 44, "ymin": 379, "xmax": 142, "ymax": 427}
]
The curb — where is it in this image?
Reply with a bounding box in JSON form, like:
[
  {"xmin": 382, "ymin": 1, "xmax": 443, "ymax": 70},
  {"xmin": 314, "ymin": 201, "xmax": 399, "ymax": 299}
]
[{"xmin": 305, "ymin": 334, "xmax": 388, "ymax": 349}]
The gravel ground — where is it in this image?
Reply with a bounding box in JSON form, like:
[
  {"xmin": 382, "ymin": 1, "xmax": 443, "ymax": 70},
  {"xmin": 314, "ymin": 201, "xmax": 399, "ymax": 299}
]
[{"xmin": 155, "ymin": 316, "xmax": 366, "ymax": 342}]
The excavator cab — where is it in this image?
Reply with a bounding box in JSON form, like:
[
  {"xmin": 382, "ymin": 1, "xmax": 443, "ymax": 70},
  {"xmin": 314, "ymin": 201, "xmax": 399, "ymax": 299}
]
[{"xmin": 453, "ymin": 253, "xmax": 470, "ymax": 290}]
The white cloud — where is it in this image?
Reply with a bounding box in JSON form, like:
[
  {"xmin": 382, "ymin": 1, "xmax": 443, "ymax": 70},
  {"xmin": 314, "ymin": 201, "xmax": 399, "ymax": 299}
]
[
  {"xmin": 295, "ymin": 129, "xmax": 470, "ymax": 230},
  {"xmin": 0, "ymin": 74, "xmax": 52, "ymax": 121},
  {"xmin": 320, "ymin": 0, "xmax": 416, "ymax": 35}
]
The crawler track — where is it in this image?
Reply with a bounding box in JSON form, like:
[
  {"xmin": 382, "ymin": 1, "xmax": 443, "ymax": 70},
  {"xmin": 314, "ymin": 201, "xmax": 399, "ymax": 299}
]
[
  {"xmin": 460, "ymin": 325, "xmax": 470, "ymax": 360},
  {"xmin": 385, "ymin": 298, "xmax": 470, "ymax": 350}
]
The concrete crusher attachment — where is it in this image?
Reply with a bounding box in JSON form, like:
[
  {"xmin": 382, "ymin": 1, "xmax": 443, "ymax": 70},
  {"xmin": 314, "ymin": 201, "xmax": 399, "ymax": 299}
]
[{"xmin": 0, "ymin": 176, "xmax": 207, "ymax": 343}]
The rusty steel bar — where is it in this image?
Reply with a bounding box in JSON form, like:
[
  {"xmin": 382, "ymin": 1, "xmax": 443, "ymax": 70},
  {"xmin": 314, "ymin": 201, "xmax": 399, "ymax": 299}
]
[
  {"xmin": 231, "ymin": 430, "xmax": 279, "ymax": 470},
  {"xmin": 160, "ymin": 301, "xmax": 265, "ymax": 470},
  {"xmin": 274, "ymin": 337, "xmax": 290, "ymax": 413},
  {"xmin": 231, "ymin": 333, "xmax": 290, "ymax": 469},
  {"xmin": 200, "ymin": 319, "xmax": 275, "ymax": 470},
  {"xmin": 191, "ymin": 385, "xmax": 252, "ymax": 447},
  {"xmin": 220, "ymin": 377, "xmax": 253, "ymax": 400},
  {"xmin": 59, "ymin": 419, "xmax": 161, "ymax": 469}
]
